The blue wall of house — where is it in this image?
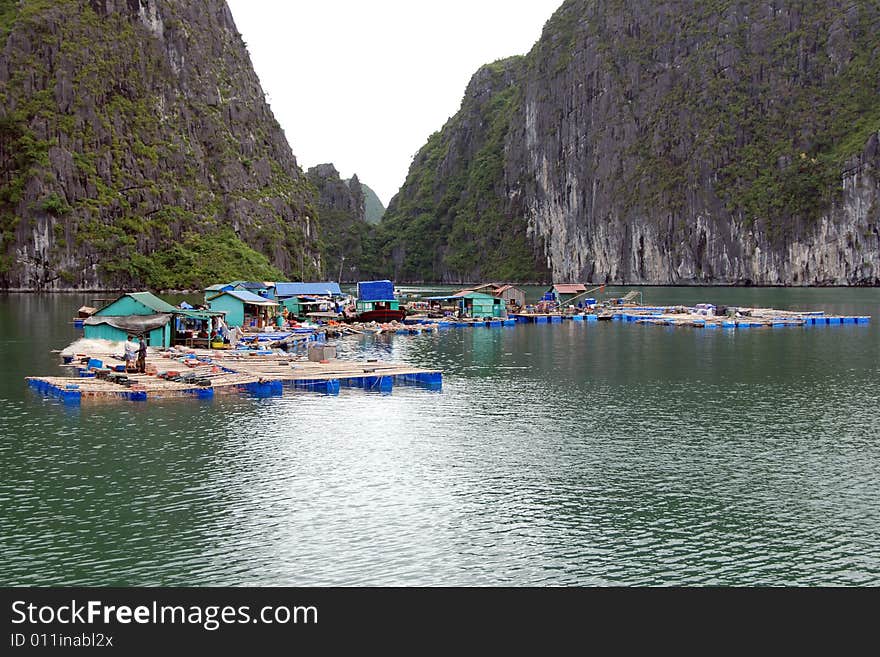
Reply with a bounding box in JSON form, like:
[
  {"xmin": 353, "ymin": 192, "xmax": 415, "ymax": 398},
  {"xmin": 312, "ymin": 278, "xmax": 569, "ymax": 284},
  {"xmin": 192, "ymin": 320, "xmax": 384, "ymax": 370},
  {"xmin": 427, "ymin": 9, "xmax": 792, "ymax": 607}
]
[
  {"xmin": 207, "ymin": 295, "xmax": 245, "ymax": 327},
  {"xmin": 83, "ymin": 323, "xmax": 169, "ymax": 346}
]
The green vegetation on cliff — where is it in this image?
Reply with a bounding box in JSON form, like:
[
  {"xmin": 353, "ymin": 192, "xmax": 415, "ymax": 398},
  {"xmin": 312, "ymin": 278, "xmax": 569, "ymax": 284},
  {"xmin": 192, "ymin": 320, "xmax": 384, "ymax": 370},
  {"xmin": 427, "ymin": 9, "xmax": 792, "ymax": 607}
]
[
  {"xmin": 307, "ymin": 165, "xmax": 371, "ymax": 282},
  {"xmin": 372, "ymin": 0, "xmax": 880, "ymax": 285},
  {"xmin": 374, "ymin": 57, "xmax": 549, "ymax": 283},
  {"xmin": 0, "ymin": 0, "xmax": 19, "ymax": 40},
  {"xmin": 0, "ymin": 0, "xmax": 320, "ymax": 289},
  {"xmin": 587, "ymin": 0, "xmax": 880, "ymax": 237}
]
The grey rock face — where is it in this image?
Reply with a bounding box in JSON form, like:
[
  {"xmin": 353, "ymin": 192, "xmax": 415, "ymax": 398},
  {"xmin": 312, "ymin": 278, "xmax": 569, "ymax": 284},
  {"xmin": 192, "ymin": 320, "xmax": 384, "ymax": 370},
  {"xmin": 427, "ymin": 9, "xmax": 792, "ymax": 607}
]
[
  {"xmin": 384, "ymin": 0, "xmax": 880, "ymax": 285},
  {"xmin": 0, "ymin": 0, "xmax": 320, "ymax": 289},
  {"xmin": 509, "ymin": 0, "xmax": 879, "ymax": 285},
  {"xmin": 306, "ymin": 163, "xmax": 370, "ymax": 282}
]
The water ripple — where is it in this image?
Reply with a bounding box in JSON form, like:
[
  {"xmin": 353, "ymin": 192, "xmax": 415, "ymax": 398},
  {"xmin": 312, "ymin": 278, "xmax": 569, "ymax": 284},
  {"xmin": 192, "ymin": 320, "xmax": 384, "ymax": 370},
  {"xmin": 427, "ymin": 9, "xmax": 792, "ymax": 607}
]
[{"xmin": 1, "ymin": 291, "xmax": 879, "ymax": 585}]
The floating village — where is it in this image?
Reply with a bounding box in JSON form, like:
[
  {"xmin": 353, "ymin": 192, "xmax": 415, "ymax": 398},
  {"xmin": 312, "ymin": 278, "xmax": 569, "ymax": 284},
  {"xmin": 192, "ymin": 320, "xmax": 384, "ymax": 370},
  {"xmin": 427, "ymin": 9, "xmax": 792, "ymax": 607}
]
[{"xmin": 26, "ymin": 279, "xmax": 872, "ymax": 405}]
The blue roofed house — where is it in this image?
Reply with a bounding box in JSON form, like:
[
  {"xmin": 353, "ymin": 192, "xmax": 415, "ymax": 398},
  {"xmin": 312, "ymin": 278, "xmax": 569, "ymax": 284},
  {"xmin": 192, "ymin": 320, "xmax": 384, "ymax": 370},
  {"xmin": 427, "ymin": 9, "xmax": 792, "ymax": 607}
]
[
  {"xmin": 274, "ymin": 282, "xmax": 342, "ymax": 299},
  {"xmin": 207, "ymin": 290, "xmax": 279, "ymax": 328},
  {"xmin": 229, "ymin": 281, "xmax": 275, "ymax": 299},
  {"xmin": 203, "ymin": 283, "xmax": 234, "ymax": 304},
  {"xmin": 275, "ymin": 282, "xmax": 343, "ymax": 318},
  {"xmin": 355, "ymin": 280, "xmax": 399, "ymax": 314}
]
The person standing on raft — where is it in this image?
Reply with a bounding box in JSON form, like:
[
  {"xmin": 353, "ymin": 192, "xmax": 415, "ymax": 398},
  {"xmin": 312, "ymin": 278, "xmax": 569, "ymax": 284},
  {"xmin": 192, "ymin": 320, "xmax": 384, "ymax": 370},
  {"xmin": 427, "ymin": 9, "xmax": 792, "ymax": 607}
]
[
  {"xmin": 124, "ymin": 336, "xmax": 137, "ymax": 373},
  {"xmin": 136, "ymin": 336, "xmax": 147, "ymax": 374}
]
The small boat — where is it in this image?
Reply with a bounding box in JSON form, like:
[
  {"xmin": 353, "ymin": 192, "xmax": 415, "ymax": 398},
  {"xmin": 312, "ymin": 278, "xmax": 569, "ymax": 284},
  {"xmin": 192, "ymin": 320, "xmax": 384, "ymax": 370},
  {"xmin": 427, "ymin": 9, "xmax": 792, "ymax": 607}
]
[
  {"xmin": 72, "ymin": 305, "xmax": 97, "ymax": 328},
  {"xmin": 357, "ymin": 306, "xmax": 407, "ymax": 323}
]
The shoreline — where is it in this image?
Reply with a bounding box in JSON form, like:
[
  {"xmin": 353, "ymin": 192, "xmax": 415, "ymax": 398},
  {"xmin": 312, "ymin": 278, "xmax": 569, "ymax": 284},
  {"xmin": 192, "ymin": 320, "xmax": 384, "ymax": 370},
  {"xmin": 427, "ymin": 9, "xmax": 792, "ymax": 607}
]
[{"xmin": 1, "ymin": 282, "xmax": 879, "ymax": 294}]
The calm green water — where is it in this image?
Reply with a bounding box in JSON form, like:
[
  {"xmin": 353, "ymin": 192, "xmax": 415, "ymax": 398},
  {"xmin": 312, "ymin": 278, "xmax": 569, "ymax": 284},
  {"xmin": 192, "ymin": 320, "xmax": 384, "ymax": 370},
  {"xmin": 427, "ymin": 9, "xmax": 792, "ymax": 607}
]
[{"xmin": 1, "ymin": 288, "xmax": 879, "ymax": 586}]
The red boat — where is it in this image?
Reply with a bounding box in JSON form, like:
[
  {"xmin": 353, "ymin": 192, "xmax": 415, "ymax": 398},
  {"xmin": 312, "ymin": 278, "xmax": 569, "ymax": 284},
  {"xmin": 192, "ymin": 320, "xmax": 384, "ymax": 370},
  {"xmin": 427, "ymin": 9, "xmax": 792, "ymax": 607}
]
[{"xmin": 357, "ymin": 307, "xmax": 407, "ymax": 323}]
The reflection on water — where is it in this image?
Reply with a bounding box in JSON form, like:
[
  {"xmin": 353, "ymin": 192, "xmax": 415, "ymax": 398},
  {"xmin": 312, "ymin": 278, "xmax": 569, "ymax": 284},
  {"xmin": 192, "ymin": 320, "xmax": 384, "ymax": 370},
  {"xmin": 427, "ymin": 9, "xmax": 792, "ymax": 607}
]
[{"xmin": 1, "ymin": 289, "xmax": 879, "ymax": 585}]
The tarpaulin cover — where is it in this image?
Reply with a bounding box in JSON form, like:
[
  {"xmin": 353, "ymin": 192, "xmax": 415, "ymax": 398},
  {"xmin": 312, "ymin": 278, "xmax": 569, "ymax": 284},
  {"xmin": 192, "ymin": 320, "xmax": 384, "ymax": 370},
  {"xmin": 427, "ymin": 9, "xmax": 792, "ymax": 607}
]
[
  {"xmin": 357, "ymin": 280, "xmax": 395, "ymax": 302},
  {"xmin": 83, "ymin": 313, "xmax": 172, "ymax": 333}
]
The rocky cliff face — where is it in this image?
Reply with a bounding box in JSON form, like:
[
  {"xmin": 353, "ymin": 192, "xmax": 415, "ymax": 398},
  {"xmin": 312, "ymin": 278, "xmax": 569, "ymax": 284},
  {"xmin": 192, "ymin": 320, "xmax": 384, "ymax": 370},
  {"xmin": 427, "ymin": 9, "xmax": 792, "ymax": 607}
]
[
  {"xmin": 376, "ymin": 57, "xmax": 551, "ymax": 283},
  {"xmin": 381, "ymin": 0, "xmax": 880, "ymax": 285},
  {"xmin": 0, "ymin": 0, "xmax": 321, "ymax": 290},
  {"xmin": 306, "ymin": 163, "xmax": 371, "ymax": 282},
  {"xmin": 360, "ymin": 182, "xmax": 385, "ymax": 225}
]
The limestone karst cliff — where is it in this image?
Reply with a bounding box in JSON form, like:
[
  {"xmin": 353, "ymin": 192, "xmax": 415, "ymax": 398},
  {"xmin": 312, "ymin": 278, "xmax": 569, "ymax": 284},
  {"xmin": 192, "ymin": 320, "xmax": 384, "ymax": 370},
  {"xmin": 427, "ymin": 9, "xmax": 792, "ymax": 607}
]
[
  {"xmin": 306, "ymin": 163, "xmax": 373, "ymax": 283},
  {"xmin": 377, "ymin": 0, "xmax": 880, "ymax": 285},
  {"xmin": 1, "ymin": 0, "xmax": 320, "ymax": 290}
]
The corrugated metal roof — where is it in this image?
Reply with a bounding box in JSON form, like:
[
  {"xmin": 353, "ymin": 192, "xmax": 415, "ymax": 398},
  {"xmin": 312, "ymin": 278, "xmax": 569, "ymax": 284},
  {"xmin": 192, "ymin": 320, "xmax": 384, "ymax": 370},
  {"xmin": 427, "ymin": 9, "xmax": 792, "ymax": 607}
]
[
  {"xmin": 552, "ymin": 284, "xmax": 587, "ymax": 294},
  {"xmin": 455, "ymin": 291, "xmax": 498, "ymax": 299},
  {"xmin": 211, "ymin": 290, "xmax": 278, "ymax": 306},
  {"xmin": 176, "ymin": 309, "xmax": 227, "ymax": 320},
  {"xmin": 275, "ymin": 282, "xmax": 342, "ymax": 297},
  {"xmin": 125, "ymin": 292, "xmax": 179, "ymax": 313}
]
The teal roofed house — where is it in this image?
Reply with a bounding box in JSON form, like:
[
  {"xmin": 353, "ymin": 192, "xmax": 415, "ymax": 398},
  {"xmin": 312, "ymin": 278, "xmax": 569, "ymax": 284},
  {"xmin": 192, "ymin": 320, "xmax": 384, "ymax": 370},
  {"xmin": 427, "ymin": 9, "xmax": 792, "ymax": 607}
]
[
  {"xmin": 423, "ymin": 290, "xmax": 505, "ymax": 318},
  {"xmin": 83, "ymin": 292, "xmax": 179, "ymax": 346},
  {"xmin": 83, "ymin": 292, "xmax": 227, "ymax": 347},
  {"xmin": 456, "ymin": 291, "xmax": 504, "ymax": 318}
]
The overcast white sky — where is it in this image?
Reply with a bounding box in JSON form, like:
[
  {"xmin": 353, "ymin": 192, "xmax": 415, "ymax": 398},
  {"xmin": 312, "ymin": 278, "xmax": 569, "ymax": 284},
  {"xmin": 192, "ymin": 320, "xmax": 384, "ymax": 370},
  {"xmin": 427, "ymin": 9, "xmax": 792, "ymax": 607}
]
[{"xmin": 226, "ymin": 0, "xmax": 563, "ymax": 206}]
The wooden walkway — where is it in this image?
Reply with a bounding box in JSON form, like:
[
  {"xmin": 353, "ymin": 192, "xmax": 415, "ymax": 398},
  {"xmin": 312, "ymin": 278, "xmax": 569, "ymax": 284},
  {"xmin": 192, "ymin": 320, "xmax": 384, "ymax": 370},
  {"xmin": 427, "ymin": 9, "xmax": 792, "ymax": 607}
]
[{"xmin": 27, "ymin": 349, "xmax": 442, "ymax": 404}]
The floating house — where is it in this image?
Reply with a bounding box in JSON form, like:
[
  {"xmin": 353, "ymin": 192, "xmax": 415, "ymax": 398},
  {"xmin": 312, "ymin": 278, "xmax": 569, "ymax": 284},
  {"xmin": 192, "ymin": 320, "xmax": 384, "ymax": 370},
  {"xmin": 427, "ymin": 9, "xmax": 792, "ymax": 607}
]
[
  {"xmin": 356, "ymin": 280, "xmax": 406, "ymax": 321},
  {"xmin": 207, "ymin": 289, "xmax": 278, "ymax": 328},
  {"xmin": 83, "ymin": 292, "xmax": 177, "ymax": 346},
  {"xmin": 276, "ymin": 282, "xmax": 343, "ymax": 319},
  {"xmin": 494, "ymin": 284, "xmax": 526, "ymax": 307},
  {"xmin": 458, "ymin": 291, "xmax": 504, "ymax": 317},
  {"xmin": 462, "ymin": 282, "xmax": 526, "ymax": 308},
  {"xmin": 230, "ymin": 281, "xmax": 275, "ymax": 299},
  {"xmin": 424, "ymin": 290, "xmax": 505, "ymax": 318},
  {"xmin": 548, "ymin": 283, "xmax": 587, "ymax": 306},
  {"xmin": 203, "ymin": 283, "xmax": 235, "ymax": 303},
  {"xmin": 83, "ymin": 292, "xmax": 225, "ymax": 347},
  {"xmin": 275, "ymin": 282, "xmax": 343, "ymax": 299}
]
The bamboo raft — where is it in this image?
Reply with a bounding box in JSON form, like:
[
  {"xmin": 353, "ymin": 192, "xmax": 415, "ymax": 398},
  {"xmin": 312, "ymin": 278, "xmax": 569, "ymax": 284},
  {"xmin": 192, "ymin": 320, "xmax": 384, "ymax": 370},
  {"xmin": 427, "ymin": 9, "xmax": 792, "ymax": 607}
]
[
  {"xmin": 606, "ymin": 308, "xmax": 871, "ymax": 328},
  {"xmin": 27, "ymin": 301, "xmax": 870, "ymax": 405},
  {"xmin": 512, "ymin": 307, "xmax": 870, "ymax": 328},
  {"xmin": 27, "ymin": 348, "xmax": 442, "ymax": 405}
]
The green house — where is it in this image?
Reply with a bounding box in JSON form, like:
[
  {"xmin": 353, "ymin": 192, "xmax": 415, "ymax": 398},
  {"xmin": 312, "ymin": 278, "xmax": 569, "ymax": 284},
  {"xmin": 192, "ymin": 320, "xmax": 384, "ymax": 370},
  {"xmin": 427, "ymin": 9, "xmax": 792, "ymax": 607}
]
[
  {"xmin": 457, "ymin": 291, "xmax": 504, "ymax": 318},
  {"xmin": 422, "ymin": 290, "xmax": 505, "ymax": 318},
  {"xmin": 83, "ymin": 292, "xmax": 177, "ymax": 346},
  {"xmin": 355, "ymin": 299, "xmax": 400, "ymax": 314},
  {"xmin": 282, "ymin": 296, "xmax": 330, "ymax": 319}
]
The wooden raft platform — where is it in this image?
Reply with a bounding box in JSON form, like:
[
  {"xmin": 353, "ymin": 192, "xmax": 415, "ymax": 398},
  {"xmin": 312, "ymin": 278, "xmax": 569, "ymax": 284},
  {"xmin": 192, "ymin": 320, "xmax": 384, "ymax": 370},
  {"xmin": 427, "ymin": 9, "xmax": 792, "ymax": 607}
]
[
  {"xmin": 513, "ymin": 308, "xmax": 870, "ymax": 328},
  {"xmin": 27, "ymin": 351, "xmax": 442, "ymax": 404}
]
